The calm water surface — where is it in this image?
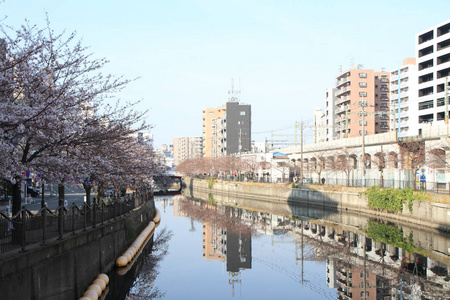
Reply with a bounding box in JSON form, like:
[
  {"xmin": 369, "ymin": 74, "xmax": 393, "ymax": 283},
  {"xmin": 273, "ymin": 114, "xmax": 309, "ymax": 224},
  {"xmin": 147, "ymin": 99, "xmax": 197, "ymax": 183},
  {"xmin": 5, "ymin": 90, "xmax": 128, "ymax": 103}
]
[{"xmin": 122, "ymin": 195, "xmax": 450, "ymax": 300}]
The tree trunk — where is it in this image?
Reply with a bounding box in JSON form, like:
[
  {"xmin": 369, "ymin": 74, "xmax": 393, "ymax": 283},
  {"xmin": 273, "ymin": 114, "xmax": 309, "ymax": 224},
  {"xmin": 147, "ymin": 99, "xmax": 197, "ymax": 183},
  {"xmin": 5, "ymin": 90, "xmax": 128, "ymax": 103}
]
[
  {"xmin": 58, "ymin": 183, "xmax": 65, "ymax": 207},
  {"xmin": 41, "ymin": 182, "xmax": 45, "ymax": 208},
  {"xmin": 58, "ymin": 183, "xmax": 65, "ymax": 235},
  {"xmin": 11, "ymin": 179, "xmax": 22, "ymax": 216},
  {"xmin": 83, "ymin": 182, "xmax": 91, "ymax": 206},
  {"xmin": 11, "ymin": 179, "xmax": 23, "ymax": 244}
]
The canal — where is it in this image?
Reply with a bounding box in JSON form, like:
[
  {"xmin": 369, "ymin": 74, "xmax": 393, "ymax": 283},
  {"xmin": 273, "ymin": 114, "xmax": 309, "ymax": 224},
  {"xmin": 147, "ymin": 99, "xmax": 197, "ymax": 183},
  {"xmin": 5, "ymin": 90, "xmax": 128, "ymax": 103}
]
[{"xmin": 114, "ymin": 193, "xmax": 450, "ymax": 299}]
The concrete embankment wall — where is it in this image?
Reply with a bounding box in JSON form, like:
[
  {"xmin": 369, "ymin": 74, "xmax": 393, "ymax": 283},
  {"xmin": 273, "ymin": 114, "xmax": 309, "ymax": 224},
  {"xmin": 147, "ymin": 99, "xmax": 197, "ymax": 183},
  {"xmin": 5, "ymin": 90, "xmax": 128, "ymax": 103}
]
[
  {"xmin": 0, "ymin": 201, "xmax": 155, "ymax": 300},
  {"xmin": 186, "ymin": 177, "xmax": 450, "ymax": 232}
]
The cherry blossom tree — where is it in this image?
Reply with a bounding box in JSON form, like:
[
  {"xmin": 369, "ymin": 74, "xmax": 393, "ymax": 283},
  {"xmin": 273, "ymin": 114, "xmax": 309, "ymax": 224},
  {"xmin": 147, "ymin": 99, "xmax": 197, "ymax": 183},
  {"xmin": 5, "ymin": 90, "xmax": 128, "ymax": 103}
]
[
  {"xmin": 335, "ymin": 148, "xmax": 357, "ymax": 186},
  {"xmin": 0, "ymin": 19, "xmax": 153, "ymax": 215},
  {"xmin": 399, "ymin": 141, "xmax": 425, "ymax": 189}
]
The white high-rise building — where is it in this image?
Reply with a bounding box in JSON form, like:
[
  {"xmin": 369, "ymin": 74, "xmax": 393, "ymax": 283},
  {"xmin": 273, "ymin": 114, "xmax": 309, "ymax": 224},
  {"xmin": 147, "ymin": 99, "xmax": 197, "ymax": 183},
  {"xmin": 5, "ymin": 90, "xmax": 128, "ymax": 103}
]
[
  {"xmin": 389, "ymin": 58, "xmax": 418, "ymax": 138},
  {"xmin": 137, "ymin": 131, "xmax": 153, "ymax": 149},
  {"xmin": 415, "ymin": 19, "xmax": 450, "ymax": 134},
  {"xmin": 313, "ymin": 107, "xmax": 327, "ymax": 143}
]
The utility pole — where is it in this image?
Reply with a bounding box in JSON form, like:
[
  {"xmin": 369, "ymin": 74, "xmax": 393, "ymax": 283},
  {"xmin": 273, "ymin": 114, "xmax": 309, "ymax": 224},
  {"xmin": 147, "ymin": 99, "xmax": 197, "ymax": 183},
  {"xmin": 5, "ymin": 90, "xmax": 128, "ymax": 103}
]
[
  {"xmin": 398, "ymin": 68, "xmax": 401, "ymax": 138},
  {"xmin": 345, "ymin": 105, "xmax": 349, "ymax": 138},
  {"xmin": 445, "ymin": 77, "xmax": 449, "ymax": 124},
  {"xmin": 300, "ymin": 120, "xmax": 303, "ymax": 184},
  {"xmin": 359, "ymin": 99, "xmax": 368, "ymax": 187},
  {"xmin": 270, "ymin": 131, "xmax": 274, "ymax": 151}
]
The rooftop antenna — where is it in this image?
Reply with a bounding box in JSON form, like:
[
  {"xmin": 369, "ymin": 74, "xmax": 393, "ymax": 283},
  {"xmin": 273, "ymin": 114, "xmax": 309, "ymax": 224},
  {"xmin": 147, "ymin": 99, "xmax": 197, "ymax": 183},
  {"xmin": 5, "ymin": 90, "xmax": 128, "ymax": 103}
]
[{"xmin": 228, "ymin": 78, "xmax": 241, "ymax": 102}]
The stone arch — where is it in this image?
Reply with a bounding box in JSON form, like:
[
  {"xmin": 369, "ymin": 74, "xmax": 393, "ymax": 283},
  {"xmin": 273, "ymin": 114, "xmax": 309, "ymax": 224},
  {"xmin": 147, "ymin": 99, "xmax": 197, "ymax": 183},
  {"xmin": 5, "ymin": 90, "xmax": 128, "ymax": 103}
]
[
  {"xmin": 310, "ymin": 157, "xmax": 317, "ymax": 170},
  {"xmin": 427, "ymin": 148, "xmax": 446, "ymax": 169},
  {"xmin": 374, "ymin": 152, "xmax": 386, "ymax": 170},
  {"xmin": 326, "ymin": 156, "xmax": 335, "ymax": 170},
  {"xmin": 388, "ymin": 152, "xmax": 398, "ymax": 169},
  {"xmin": 319, "ymin": 157, "xmax": 326, "ymax": 170},
  {"xmin": 336, "ymin": 154, "xmax": 346, "ymax": 169},
  {"xmin": 364, "ymin": 153, "xmax": 372, "ymax": 169},
  {"xmin": 349, "ymin": 154, "xmax": 358, "ymax": 169}
]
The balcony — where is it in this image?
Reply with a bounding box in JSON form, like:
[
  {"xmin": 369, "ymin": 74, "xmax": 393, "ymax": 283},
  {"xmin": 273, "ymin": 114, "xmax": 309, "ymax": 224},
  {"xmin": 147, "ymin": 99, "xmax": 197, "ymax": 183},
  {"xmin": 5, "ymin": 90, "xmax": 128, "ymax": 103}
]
[
  {"xmin": 336, "ymin": 78, "xmax": 349, "ymax": 88},
  {"xmin": 380, "ymin": 78, "xmax": 389, "ymax": 83},
  {"xmin": 336, "ymin": 96, "xmax": 350, "ymax": 105},
  {"xmin": 336, "ymin": 87, "xmax": 351, "ymax": 97},
  {"xmin": 380, "ymin": 87, "xmax": 389, "ymax": 92}
]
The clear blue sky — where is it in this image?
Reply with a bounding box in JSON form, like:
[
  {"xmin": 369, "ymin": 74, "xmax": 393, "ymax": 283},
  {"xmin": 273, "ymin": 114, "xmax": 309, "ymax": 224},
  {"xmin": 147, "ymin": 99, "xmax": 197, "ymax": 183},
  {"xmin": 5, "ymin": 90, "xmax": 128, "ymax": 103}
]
[{"xmin": 1, "ymin": 0, "xmax": 449, "ymax": 148}]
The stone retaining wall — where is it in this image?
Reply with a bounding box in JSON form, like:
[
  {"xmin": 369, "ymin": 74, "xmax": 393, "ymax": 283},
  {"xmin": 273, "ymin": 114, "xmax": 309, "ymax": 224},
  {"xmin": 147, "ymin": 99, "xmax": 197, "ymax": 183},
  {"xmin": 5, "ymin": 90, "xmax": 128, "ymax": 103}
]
[
  {"xmin": 186, "ymin": 177, "xmax": 450, "ymax": 232},
  {"xmin": 0, "ymin": 201, "xmax": 155, "ymax": 300}
]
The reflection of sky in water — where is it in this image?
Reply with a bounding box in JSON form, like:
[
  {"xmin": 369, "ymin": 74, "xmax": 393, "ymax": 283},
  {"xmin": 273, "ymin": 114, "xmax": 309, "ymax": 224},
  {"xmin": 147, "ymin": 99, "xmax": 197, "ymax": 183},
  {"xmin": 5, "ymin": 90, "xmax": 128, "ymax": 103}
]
[{"xmin": 151, "ymin": 199, "xmax": 334, "ymax": 299}]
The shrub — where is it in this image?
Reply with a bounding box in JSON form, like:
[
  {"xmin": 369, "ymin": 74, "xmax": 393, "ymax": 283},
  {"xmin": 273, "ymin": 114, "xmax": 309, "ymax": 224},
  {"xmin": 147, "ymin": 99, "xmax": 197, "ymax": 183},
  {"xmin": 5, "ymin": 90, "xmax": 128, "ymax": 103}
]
[
  {"xmin": 208, "ymin": 177, "xmax": 216, "ymax": 189},
  {"xmin": 365, "ymin": 186, "xmax": 430, "ymax": 213}
]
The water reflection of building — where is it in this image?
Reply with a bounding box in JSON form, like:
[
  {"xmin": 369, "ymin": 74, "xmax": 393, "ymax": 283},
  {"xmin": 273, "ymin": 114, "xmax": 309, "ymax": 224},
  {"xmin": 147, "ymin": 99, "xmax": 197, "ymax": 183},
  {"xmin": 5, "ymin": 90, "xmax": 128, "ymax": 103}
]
[
  {"xmin": 194, "ymin": 204, "xmax": 252, "ymax": 297},
  {"xmin": 202, "ymin": 222, "xmax": 226, "ymax": 261},
  {"xmin": 181, "ymin": 196, "xmax": 449, "ymax": 298},
  {"xmin": 226, "ymin": 227, "xmax": 252, "ymax": 297},
  {"xmin": 330, "ymin": 259, "xmax": 390, "ymax": 300}
]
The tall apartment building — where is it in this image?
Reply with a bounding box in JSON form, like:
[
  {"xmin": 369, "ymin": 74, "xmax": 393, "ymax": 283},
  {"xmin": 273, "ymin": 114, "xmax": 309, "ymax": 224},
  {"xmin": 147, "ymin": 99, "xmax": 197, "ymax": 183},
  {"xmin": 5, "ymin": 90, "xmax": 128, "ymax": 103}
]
[
  {"xmin": 202, "ymin": 104, "xmax": 226, "ymax": 157},
  {"xmin": 334, "ymin": 68, "xmax": 390, "ymax": 139},
  {"xmin": 389, "ymin": 58, "xmax": 417, "ymax": 138},
  {"xmin": 415, "ymin": 19, "xmax": 450, "ymax": 133},
  {"xmin": 173, "ymin": 136, "xmax": 203, "ymax": 166},
  {"xmin": 325, "ymin": 88, "xmax": 337, "ymax": 141},
  {"xmin": 202, "ymin": 101, "xmax": 251, "ymax": 157}
]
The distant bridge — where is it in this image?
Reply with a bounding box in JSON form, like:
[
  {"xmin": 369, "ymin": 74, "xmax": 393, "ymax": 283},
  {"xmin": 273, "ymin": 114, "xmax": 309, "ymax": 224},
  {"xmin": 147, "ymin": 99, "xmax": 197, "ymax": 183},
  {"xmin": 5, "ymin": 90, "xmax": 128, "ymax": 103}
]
[{"xmin": 153, "ymin": 175, "xmax": 183, "ymax": 195}]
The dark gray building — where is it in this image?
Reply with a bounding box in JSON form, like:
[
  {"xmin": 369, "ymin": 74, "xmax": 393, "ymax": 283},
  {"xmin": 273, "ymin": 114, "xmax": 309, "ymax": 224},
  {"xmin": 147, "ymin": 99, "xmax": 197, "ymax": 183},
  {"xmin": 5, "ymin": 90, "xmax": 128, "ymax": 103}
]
[{"xmin": 224, "ymin": 101, "xmax": 251, "ymax": 155}]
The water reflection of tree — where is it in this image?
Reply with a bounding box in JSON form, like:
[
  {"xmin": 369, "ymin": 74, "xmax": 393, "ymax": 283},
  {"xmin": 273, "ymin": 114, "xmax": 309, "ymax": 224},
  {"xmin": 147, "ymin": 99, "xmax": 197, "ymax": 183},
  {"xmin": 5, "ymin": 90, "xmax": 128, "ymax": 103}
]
[
  {"xmin": 126, "ymin": 227, "xmax": 173, "ymax": 300},
  {"xmin": 179, "ymin": 199, "xmax": 254, "ymax": 235}
]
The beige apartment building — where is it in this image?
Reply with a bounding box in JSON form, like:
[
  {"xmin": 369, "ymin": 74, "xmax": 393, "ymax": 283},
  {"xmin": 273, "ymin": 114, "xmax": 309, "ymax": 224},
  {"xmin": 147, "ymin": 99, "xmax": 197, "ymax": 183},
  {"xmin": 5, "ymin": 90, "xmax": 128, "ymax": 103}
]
[
  {"xmin": 202, "ymin": 105, "xmax": 226, "ymax": 157},
  {"xmin": 173, "ymin": 136, "xmax": 203, "ymax": 166},
  {"xmin": 334, "ymin": 69, "xmax": 390, "ymax": 139}
]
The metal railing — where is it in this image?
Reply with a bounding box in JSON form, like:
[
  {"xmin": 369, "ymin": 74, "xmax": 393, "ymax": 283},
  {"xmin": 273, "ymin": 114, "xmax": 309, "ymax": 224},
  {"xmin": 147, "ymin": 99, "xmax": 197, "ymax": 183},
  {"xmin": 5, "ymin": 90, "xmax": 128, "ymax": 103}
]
[{"xmin": 0, "ymin": 198, "xmax": 138, "ymax": 254}]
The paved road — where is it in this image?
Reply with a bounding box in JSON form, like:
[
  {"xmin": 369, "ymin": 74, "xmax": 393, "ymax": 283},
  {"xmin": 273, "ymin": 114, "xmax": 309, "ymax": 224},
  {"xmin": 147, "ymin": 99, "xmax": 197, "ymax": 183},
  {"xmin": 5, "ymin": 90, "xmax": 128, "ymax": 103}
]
[{"xmin": 1, "ymin": 185, "xmax": 94, "ymax": 215}]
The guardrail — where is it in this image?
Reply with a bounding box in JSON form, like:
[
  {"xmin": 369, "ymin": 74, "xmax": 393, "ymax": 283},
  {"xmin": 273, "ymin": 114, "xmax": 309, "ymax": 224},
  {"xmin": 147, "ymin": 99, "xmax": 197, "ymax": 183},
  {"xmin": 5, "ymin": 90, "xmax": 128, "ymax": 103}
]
[{"xmin": 0, "ymin": 198, "xmax": 137, "ymax": 254}]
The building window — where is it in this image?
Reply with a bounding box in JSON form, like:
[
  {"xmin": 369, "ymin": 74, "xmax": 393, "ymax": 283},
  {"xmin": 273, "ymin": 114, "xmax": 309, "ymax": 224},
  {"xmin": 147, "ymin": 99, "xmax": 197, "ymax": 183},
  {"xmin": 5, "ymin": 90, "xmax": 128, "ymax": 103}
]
[
  {"xmin": 359, "ymin": 72, "xmax": 367, "ymax": 78},
  {"xmin": 240, "ymin": 111, "xmax": 246, "ymax": 116},
  {"xmin": 359, "ymin": 82, "xmax": 367, "ymax": 87},
  {"xmin": 419, "ymin": 100, "xmax": 434, "ymax": 110},
  {"xmin": 359, "ymin": 91, "xmax": 367, "ymax": 97}
]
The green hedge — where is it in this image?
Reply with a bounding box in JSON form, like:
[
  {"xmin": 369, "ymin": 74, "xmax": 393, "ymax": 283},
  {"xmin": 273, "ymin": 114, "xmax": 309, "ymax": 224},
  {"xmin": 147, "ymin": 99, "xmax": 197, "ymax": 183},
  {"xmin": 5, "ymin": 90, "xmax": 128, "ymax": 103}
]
[{"xmin": 365, "ymin": 186, "xmax": 429, "ymax": 213}]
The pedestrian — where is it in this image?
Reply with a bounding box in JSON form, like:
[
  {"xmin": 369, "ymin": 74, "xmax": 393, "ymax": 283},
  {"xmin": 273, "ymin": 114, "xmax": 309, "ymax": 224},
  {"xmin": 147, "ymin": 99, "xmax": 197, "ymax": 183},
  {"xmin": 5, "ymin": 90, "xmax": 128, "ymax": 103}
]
[{"xmin": 321, "ymin": 177, "xmax": 325, "ymax": 185}]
